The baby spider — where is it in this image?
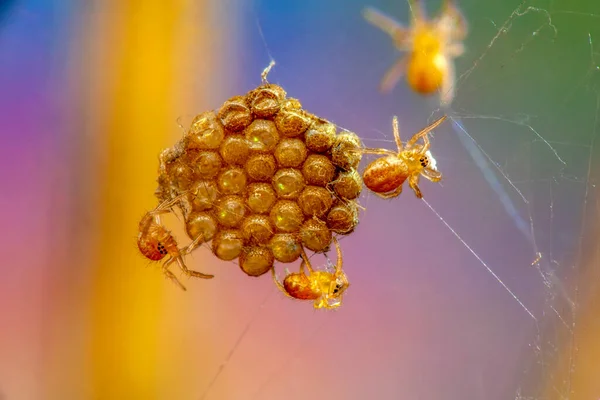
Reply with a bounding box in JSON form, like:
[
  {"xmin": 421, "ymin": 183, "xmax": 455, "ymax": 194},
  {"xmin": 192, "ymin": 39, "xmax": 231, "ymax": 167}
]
[
  {"xmin": 137, "ymin": 192, "xmax": 214, "ymax": 290},
  {"xmin": 362, "ymin": 115, "xmax": 446, "ymax": 199},
  {"xmin": 272, "ymin": 237, "xmax": 349, "ymax": 310},
  {"xmin": 363, "ymin": 0, "xmax": 467, "ymax": 105}
]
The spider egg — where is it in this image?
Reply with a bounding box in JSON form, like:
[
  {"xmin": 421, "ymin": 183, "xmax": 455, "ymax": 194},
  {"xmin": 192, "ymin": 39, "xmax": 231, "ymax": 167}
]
[
  {"xmin": 217, "ymin": 166, "xmax": 247, "ymax": 195},
  {"xmin": 269, "ymin": 233, "xmax": 302, "ymax": 263},
  {"xmin": 331, "ymin": 131, "xmax": 362, "ymax": 170},
  {"xmin": 299, "ymin": 218, "xmax": 332, "ymax": 252},
  {"xmin": 212, "ymin": 230, "xmax": 244, "ymax": 261},
  {"xmin": 326, "ymin": 202, "xmax": 358, "ymax": 235},
  {"xmin": 274, "ymin": 138, "xmax": 308, "ymax": 168},
  {"xmin": 185, "ymin": 211, "xmax": 218, "ymax": 243},
  {"xmin": 166, "ymin": 160, "xmax": 196, "ymax": 191},
  {"xmin": 331, "ymin": 169, "xmax": 363, "ymax": 200},
  {"xmin": 245, "ymin": 119, "xmax": 280, "ymax": 153},
  {"xmin": 274, "ymin": 98, "xmax": 311, "ymax": 138},
  {"xmin": 246, "ymin": 183, "xmax": 277, "ymax": 214},
  {"xmin": 272, "ymin": 168, "xmax": 305, "ymax": 200},
  {"xmin": 247, "ymin": 83, "xmax": 286, "ymax": 118},
  {"xmin": 302, "ymin": 154, "xmax": 336, "ymax": 187},
  {"xmin": 305, "ymin": 118, "xmax": 336, "ymax": 153},
  {"xmin": 215, "ymin": 195, "xmax": 247, "ymax": 228},
  {"xmin": 241, "ymin": 215, "xmax": 274, "ymax": 245},
  {"xmin": 219, "ymin": 135, "xmax": 250, "ymax": 165},
  {"xmin": 189, "ymin": 180, "xmax": 219, "ymax": 211},
  {"xmin": 270, "ymin": 200, "xmax": 304, "ymax": 233},
  {"xmin": 239, "ymin": 247, "xmax": 275, "ymax": 277},
  {"xmin": 191, "ymin": 150, "xmax": 223, "ymax": 180},
  {"xmin": 297, "ymin": 186, "xmax": 334, "ymax": 219},
  {"xmin": 218, "ymin": 95, "xmax": 253, "ymax": 132},
  {"xmin": 186, "ymin": 111, "xmax": 225, "ymax": 150},
  {"xmin": 245, "ymin": 153, "xmax": 277, "ymax": 182}
]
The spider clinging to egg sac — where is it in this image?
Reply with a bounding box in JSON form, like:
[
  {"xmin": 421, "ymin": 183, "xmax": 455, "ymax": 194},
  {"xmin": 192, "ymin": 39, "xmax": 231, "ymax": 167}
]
[
  {"xmin": 272, "ymin": 237, "xmax": 349, "ymax": 310},
  {"xmin": 363, "ymin": 0, "xmax": 467, "ymax": 106},
  {"xmin": 137, "ymin": 192, "xmax": 214, "ymax": 290},
  {"xmin": 362, "ymin": 115, "xmax": 446, "ymax": 199}
]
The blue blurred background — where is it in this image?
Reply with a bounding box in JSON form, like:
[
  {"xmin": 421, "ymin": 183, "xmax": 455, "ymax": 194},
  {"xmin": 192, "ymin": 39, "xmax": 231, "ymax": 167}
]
[{"xmin": 0, "ymin": 0, "xmax": 599, "ymax": 399}]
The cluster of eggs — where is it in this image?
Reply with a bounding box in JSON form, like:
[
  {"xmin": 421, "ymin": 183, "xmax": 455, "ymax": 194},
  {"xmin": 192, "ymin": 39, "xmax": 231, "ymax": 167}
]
[{"xmin": 153, "ymin": 81, "xmax": 364, "ymax": 277}]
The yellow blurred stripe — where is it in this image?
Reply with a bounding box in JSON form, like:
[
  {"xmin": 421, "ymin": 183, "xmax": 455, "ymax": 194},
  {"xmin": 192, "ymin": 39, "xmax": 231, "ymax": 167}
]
[
  {"xmin": 545, "ymin": 216, "xmax": 600, "ymax": 399},
  {"xmin": 89, "ymin": 1, "xmax": 212, "ymax": 398},
  {"xmin": 563, "ymin": 242, "xmax": 600, "ymax": 399}
]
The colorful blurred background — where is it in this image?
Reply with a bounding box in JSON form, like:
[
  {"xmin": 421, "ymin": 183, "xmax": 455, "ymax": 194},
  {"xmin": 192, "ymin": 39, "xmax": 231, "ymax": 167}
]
[{"xmin": 1, "ymin": 0, "xmax": 599, "ymax": 399}]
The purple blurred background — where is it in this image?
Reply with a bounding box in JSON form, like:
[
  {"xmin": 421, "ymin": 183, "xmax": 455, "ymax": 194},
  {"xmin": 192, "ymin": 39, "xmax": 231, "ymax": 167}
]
[{"xmin": 1, "ymin": 0, "xmax": 599, "ymax": 399}]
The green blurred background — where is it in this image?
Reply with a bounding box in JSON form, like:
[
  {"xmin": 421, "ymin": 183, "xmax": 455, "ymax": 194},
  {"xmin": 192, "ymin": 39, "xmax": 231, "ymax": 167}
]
[{"xmin": 0, "ymin": 0, "xmax": 598, "ymax": 399}]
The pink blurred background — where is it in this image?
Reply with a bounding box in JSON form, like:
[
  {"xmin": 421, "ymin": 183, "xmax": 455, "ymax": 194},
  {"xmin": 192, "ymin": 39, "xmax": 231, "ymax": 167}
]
[{"xmin": 1, "ymin": 0, "xmax": 599, "ymax": 399}]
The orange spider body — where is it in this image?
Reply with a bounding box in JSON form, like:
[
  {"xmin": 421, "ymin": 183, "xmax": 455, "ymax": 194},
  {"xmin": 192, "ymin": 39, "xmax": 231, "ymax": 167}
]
[
  {"xmin": 137, "ymin": 192, "xmax": 214, "ymax": 290},
  {"xmin": 362, "ymin": 116, "xmax": 446, "ymax": 199},
  {"xmin": 407, "ymin": 28, "xmax": 445, "ymax": 95},
  {"xmin": 363, "ymin": 0, "xmax": 467, "ymax": 105},
  {"xmin": 283, "ymin": 270, "xmax": 334, "ymax": 301},
  {"xmin": 273, "ymin": 237, "xmax": 349, "ymax": 309},
  {"xmin": 363, "ymin": 156, "xmax": 409, "ymax": 195},
  {"xmin": 137, "ymin": 213, "xmax": 179, "ymax": 261}
]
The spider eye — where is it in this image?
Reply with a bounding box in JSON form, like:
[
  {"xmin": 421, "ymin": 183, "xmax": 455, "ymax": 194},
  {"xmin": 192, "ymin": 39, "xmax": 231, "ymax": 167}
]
[
  {"xmin": 332, "ymin": 282, "xmax": 344, "ymax": 295},
  {"xmin": 157, "ymin": 242, "xmax": 168, "ymax": 255}
]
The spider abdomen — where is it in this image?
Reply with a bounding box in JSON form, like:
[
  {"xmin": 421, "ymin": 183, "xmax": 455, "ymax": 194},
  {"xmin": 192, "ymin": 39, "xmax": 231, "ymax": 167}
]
[
  {"xmin": 283, "ymin": 273, "xmax": 320, "ymax": 300},
  {"xmin": 363, "ymin": 156, "xmax": 408, "ymax": 194},
  {"xmin": 407, "ymin": 53, "xmax": 445, "ymax": 95}
]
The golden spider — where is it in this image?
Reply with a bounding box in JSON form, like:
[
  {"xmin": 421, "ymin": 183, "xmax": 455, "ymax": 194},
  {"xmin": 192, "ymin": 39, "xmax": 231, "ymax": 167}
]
[
  {"xmin": 362, "ymin": 115, "xmax": 446, "ymax": 199},
  {"xmin": 137, "ymin": 192, "xmax": 214, "ymax": 290},
  {"xmin": 272, "ymin": 237, "xmax": 349, "ymax": 310},
  {"xmin": 363, "ymin": 0, "xmax": 467, "ymax": 106}
]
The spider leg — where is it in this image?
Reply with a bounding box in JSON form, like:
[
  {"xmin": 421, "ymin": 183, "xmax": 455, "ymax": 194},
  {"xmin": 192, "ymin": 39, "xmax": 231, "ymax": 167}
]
[
  {"xmin": 146, "ymin": 209, "xmax": 172, "ymax": 222},
  {"xmin": 145, "ymin": 191, "xmax": 190, "ymax": 223},
  {"xmin": 175, "ymin": 256, "xmax": 214, "ymax": 280},
  {"xmin": 362, "ymin": 147, "xmax": 396, "ymax": 156},
  {"xmin": 421, "ymin": 167, "xmax": 442, "ymax": 182},
  {"xmin": 391, "ymin": 116, "xmax": 404, "ymax": 153},
  {"xmin": 181, "ymin": 232, "xmax": 205, "ymax": 254},
  {"xmin": 271, "ymin": 267, "xmax": 295, "ymax": 299},
  {"xmin": 375, "ymin": 185, "xmax": 403, "ymax": 199},
  {"xmin": 331, "ymin": 237, "xmax": 344, "ymax": 275},
  {"xmin": 447, "ymin": 42, "xmax": 465, "ymax": 57},
  {"xmin": 406, "ymin": 116, "xmax": 447, "ymax": 148},
  {"xmin": 144, "ymin": 196, "xmax": 187, "ymax": 234},
  {"xmin": 316, "ymin": 297, "xmax": 343, "ymax": 310},
  {"xmin": 313, "ymin": 298, "xmax": 329, "ymax": 310},
  {"xmin": 443, "ymin": 0, "xmax": 468, "ymax": 41},
  {"xmin": 380, "ymin": 56, "xmax": 408, "ymax": 93},
  {"xmin": 408, "ymin": 174, "xmax": 423, "ymax": 198},
  {"xmin": 319, "ymin": 291, "xmax": 344, "ymax": 310},
  {"xmin": 177, "ymin": 233, "xmax": 214, "ymax": 279},
  {"xmin": 162, "ymin": 257, "xmax": 187, "ymax": 291},
  {"xmin": 299, "ymin": 246, "xmax": 315, "ymax": 274},
  {"xmin": 154, "ymin": 191, "xmax": 189, "ymax": 211},
  {"xmin": 362, "ymin": 7, "xmax": 408, "ymax": 41},
  {"xmin": 420, "ymin": 133, "xmax": 431, "ymax": 153}
]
